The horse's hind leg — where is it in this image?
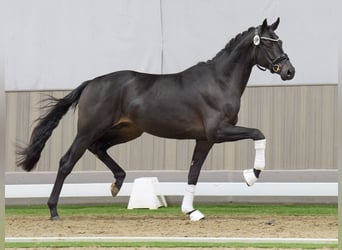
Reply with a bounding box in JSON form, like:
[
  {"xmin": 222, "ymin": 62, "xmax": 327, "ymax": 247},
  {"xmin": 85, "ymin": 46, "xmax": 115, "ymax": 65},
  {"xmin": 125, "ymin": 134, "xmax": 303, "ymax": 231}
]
[
  {"xmin": 88, "ymin": 125, "xmax": 143, "ymax": 196},
  {"xmin": 88, "ymin": 142, "xmax": 126, "ymax": 197},
  {"xmin": 47, "ymin": 134, "xmax": 95, "ymax": 220}
]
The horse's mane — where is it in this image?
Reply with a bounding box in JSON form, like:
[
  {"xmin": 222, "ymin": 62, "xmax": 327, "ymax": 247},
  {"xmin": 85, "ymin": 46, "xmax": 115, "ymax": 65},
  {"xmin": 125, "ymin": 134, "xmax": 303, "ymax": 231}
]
[{"xmin": 201, "ymin": 26, "xmax": 255, "ymax": 64}]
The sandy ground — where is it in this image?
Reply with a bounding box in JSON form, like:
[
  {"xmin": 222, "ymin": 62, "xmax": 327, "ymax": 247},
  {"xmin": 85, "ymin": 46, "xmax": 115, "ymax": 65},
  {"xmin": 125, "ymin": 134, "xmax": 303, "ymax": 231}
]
[
  {"xmin": 6, "ymin": 214, "xmax": 337, "ymax": 238},
  {"xmin": 6, "ymin": 214, "xmax": 337, "ymax": 249}
]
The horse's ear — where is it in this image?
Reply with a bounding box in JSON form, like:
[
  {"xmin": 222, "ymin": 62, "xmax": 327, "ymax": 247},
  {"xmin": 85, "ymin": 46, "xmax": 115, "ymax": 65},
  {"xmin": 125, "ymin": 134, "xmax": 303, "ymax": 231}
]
[
  {"xmin": 261, "ymin": 19, "xmax": 268, "ymax": 33},
  {"xmin": 271, "ymin": 17, "xmax": 280, "ymax": 31}
]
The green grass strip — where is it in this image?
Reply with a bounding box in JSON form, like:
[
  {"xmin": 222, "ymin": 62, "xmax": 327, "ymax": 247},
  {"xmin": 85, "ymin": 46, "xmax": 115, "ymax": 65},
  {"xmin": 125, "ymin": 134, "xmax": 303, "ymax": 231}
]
[
  {"xmin": 4, "ymin": 241, "xmax": 338, "ymax": 249},
  {"xmin": 6, "ymin": 203, "xmax": 338, "ymax": 217}
]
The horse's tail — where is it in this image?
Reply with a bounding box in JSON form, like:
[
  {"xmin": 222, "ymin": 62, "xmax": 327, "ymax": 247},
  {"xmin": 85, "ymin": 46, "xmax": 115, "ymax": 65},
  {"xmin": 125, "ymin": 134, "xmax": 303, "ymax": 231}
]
[{"xmin": 16, "ymin": 81, "xmax": 90, "ymax": 172}]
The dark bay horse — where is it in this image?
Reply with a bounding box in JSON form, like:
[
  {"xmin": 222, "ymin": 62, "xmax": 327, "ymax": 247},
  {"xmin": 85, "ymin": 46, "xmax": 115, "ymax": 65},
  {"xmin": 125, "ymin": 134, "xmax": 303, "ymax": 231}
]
[{"xmin": 17, "ymin": 18, "xmax": 295, "ymax": 221}]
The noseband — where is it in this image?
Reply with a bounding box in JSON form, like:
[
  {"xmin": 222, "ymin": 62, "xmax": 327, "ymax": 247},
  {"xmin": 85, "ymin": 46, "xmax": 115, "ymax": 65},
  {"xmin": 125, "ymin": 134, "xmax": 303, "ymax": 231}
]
[{"xmin": 253, "ymin": 30, "xmax": 288, "ymax": 73}]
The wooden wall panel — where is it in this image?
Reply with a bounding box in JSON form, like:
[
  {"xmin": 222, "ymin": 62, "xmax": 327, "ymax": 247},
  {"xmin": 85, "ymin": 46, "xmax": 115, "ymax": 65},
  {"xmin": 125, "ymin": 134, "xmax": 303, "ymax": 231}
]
[{"xmin": 6, "ymin": 85, "xmax": 337, "ymax": 173}]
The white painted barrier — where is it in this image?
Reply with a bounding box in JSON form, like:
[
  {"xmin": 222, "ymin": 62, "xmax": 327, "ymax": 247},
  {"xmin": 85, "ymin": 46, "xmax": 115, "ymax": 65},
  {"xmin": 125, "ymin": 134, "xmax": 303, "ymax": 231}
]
[{"xmin": 5, "ymin": 182, "xmax": 337, "ymax": 199}]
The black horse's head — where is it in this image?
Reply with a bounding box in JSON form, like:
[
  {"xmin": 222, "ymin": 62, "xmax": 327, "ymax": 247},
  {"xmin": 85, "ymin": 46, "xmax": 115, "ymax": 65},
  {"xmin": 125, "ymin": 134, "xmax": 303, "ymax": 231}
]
[{"xmin": 253, "ymin": 18, "xmax": 295, "ymax": 80}]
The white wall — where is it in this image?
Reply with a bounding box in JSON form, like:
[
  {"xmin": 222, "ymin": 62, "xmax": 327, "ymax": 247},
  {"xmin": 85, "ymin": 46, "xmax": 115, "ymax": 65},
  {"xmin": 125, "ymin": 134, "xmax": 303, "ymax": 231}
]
[
  {"xmin": 5, "ymin": 0, "xmax": 162, "ymax": 90},
  {"xmin": 4, "ymin": 0, "xmax": 339, "ymax": 91}
]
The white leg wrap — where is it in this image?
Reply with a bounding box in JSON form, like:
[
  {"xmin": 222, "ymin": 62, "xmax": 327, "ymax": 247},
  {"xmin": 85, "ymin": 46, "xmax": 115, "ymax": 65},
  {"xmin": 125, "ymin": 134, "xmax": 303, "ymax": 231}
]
[
  {"xmin": 181, "ymin": 184, "xmax": 195, "ymax": 214},
  {"xmin": 254, "ymin": 139, "xmax": 266, "ymax": 170},
  {"xmin": 243, "ymin": 139, "xmax": 266, "ymax": 186},
  {"xmin": 181, "ymin": 185, "xmax": 205, "ymax": 221}
]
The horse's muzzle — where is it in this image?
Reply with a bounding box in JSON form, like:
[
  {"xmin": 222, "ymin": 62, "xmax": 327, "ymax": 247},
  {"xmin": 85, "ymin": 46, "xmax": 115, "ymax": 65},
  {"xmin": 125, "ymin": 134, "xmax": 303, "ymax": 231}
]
[{"xmin": 280, "ymin": 61, "xmax": 295, "ymax": 80}]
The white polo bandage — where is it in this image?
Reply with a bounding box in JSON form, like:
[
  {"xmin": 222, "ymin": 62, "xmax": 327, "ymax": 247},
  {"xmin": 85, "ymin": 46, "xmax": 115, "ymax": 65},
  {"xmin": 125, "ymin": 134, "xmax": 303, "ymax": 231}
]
[
  {"xmin": 254, "ymin": 139, "xmax": 266, "ymax": 170},
  {"xmin": 181, "ymin": 184, "xmax": 195, "ymax": 214}
]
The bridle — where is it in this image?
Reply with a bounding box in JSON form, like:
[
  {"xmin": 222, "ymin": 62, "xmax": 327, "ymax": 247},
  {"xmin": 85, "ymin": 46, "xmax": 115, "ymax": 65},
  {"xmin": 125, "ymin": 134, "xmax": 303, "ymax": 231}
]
[{"xmin": 253, "ymin": 29, "xmax": 289, "ymax": 73}]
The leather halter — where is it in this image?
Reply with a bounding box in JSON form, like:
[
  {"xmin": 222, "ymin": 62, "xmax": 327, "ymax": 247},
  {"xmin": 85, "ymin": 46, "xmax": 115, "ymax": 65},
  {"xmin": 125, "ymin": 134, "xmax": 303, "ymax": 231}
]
[{"xmin": 253, "ymin": 29, "xmax": 289, "ymax": 73}]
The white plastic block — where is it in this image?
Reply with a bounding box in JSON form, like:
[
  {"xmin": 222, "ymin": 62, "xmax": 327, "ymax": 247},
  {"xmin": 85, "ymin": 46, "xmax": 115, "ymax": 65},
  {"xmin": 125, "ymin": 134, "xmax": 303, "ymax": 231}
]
[{"xmin": 127, "ymin": 177, "xmax": 167, "ymax": 209}]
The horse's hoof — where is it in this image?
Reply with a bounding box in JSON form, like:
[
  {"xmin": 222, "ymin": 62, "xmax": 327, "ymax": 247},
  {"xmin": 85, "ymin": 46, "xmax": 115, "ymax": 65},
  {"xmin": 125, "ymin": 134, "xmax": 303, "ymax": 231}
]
[
  {"xmin": 110, "ymin": 182, "xmax": 120, "ymax": 197},
  {"xmin": 188, "ymin": 210, "xmax": 205, "ymax": 221},
  {"xmin": 50, "ymin": 215, "xmax": 60, "ymax": 221},
  {"xmin": 243, "ymin": 169, "xmax": 258, "ymax": 186}
]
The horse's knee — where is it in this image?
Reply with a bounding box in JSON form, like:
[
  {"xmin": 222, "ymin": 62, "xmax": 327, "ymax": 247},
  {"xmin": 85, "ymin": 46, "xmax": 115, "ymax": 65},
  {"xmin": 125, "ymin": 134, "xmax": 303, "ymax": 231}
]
[{"xmin": 252, "ymin": 129, "xmax": 265, "ymax": 141}]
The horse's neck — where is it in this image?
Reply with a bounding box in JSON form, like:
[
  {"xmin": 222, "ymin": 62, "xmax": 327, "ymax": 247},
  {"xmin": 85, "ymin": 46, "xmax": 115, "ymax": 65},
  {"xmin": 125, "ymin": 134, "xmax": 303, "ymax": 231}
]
[{"xmin": 214, "ymin": 43, "xmax": 255, "ymax": 96}]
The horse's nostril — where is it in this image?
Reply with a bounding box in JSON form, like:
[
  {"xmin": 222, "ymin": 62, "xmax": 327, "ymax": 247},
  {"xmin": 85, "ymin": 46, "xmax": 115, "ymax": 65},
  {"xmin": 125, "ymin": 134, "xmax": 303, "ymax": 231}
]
[{"xmin": 287, "ymin": 69, "xmax": 294, "ymax": 77}]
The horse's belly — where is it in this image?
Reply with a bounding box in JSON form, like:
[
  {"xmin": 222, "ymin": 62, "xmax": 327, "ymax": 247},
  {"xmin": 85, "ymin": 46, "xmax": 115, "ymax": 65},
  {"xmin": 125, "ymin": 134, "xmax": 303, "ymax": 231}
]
[
  {"xmin": 145, "ymin": 123, "xmax": 206, "ymax": 139},
  {"xmin": 131, "ymin": 114, "xmax": 206, "ymax": 139},
  {"xmin": 124, "ymin": 96, "xmax": 207, "ymax": 139}
]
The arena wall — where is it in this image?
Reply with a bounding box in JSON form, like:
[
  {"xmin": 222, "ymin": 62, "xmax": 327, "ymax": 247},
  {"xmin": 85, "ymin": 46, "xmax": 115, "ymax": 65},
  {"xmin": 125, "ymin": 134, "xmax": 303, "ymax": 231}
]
[{"xmin": 6, "ymin": 84, "xmax": 337, "ymax": 174}]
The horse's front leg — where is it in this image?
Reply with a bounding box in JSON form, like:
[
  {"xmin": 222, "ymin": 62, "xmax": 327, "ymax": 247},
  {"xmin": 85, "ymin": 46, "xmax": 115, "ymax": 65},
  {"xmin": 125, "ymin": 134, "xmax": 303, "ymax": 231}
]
[
  {"xmin": 182, "ymin": 140, "xmax": 212, "ymax": 221},
  {"xmin": 210, "ymin": 124, "xmax": 266, "ymax": 186},
  {"xmin": 243, "ymin": 138, "xmax": 266, "ymax": 186}
]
